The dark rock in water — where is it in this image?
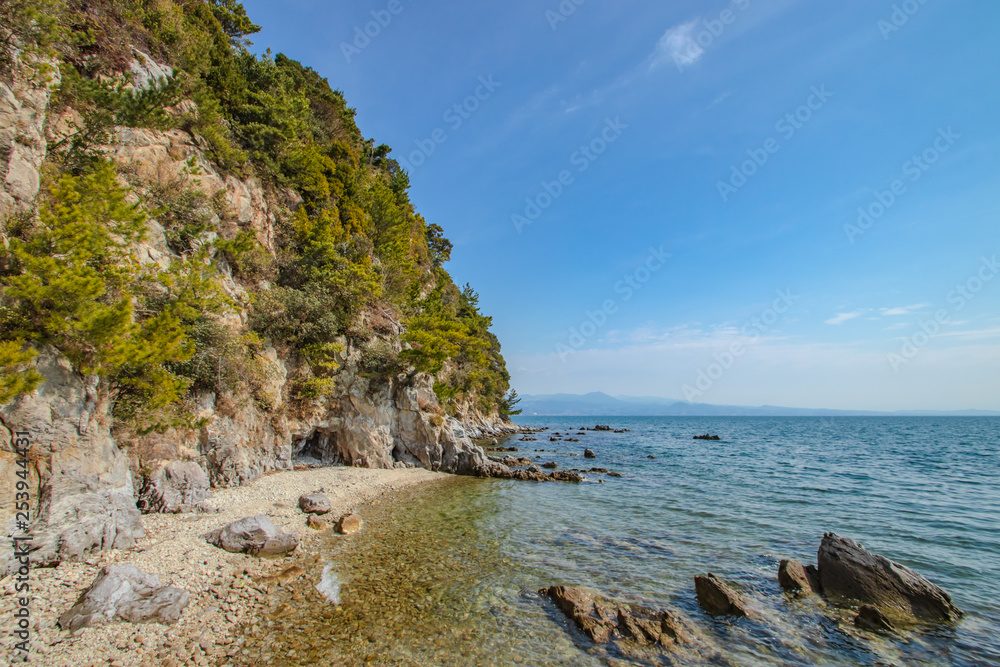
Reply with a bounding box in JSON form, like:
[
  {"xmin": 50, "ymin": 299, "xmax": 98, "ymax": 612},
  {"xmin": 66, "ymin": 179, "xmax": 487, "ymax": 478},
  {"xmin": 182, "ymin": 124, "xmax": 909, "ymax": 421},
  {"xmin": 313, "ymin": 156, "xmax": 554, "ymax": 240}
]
[
  {"xmin": 541, "ymin": 461, "xmax": 558, "ymax": 469},
  {"xmin": 613, "ymin": 429, "xmax": 630, "ymax": 433},
  {"xmin": 855, "ymin": 605, "xmax": 896, "ymax": 632},
  {"xmin": 58, "ymin": 565, "xmax": 189, "ymax": 631},
  {"xmin": 607, "ymin": 471, "xmax": 622, "ymax": 478},
  {"xmin": 695, "ymin": 573, "xmax": 749, "ymax": 617},
  {"xmin": 584, "ymin": 449, "xmax": 597, "ymax": 459},
  {"xmin": 549, "ymin": 437, "xmax": 561, "ymax": 442},
  {"xmin": 817, "ymin": 533, "xmax": 962, "ymax": 622},
  {"xmin": 588, "ymin": 468, "xmax": 609, "ymax": 474},
  {"xmin": 693, "ymin": 434, "xmax": 721, "ymax": 441},
  {"xmin": 138, "ymin": 461, "xmax": 211, "ymax": 514},
  {"xmin": 540, "ymin": 585, "xmax": 692, "ymax": 650},
  {"xmin": 594, "ymin": 425, "xmax": 612, "ymax": 431},
  {"xmin": 298, "ymin": 493, "xmax": 332, "ymax": 515},
  {"xmin": 551, "ymin": 470, "xmax": 584, "ymax": 482},
  {"xmin": 647, "ymin": 455, "xmax": 657, "ymax": 459},
  {"xmin": 778, "ymin": 559, "xmax": 822, "ymax": 595},
  {"xmin": 204, "ymin": 515, "xmax": 300, "ymax": 556}
]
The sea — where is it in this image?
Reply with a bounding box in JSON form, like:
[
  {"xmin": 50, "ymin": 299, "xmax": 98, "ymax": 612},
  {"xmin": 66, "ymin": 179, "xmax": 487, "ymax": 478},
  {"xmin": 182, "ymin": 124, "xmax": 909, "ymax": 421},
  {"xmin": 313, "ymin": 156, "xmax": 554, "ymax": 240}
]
[{"xmin": 234, "ymin": 417, "xmax": 1000, "ymax": 666}]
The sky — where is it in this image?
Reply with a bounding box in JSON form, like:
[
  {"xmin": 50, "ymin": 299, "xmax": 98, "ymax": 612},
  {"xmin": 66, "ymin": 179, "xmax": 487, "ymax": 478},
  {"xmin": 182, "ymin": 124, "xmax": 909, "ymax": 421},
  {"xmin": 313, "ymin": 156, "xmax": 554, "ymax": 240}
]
[{"xmin": 239, "ymin": 0, "xmax": 1000, "ymax": 412}]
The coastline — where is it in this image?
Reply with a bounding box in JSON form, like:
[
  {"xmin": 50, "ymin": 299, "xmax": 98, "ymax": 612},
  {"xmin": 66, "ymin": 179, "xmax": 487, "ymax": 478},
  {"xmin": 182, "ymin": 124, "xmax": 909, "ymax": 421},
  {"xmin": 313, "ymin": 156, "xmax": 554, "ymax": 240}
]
[{"xmin": 1, "ymin": 466, "xmax": 448, "ymax": 667}]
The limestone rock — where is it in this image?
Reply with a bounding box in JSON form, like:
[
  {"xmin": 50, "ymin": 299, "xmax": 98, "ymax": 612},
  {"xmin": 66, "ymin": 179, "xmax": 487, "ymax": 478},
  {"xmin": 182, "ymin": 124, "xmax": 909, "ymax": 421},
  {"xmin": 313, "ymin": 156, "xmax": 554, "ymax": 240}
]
[
  {"xmin": 137, "ymin": 461, "xmax": 210, "ymax": 514},
  {"xmin": 694, "ymin": 573, "xmax": 749, "ymax": 617},
  {"xmin": 336, "ymin": 514, "xmax": 363, "ymax": 535},
  {"xmin": 204, "ymin": 515, "xmax": 299, "ymax": 556},
  {"xmin": 778, "ymin": 558, "xmax": 821, "ymax": 595},
  {"xmin": 298, "ymin": 493, "xmax": 331, "ymax": 515},
  {"xmin": 817, "ymin": 533, "xmax": 962, "ymax": 622},
  {"xmin": 57, "ymin": 565, "xmax": 189, "ymax": 631}
]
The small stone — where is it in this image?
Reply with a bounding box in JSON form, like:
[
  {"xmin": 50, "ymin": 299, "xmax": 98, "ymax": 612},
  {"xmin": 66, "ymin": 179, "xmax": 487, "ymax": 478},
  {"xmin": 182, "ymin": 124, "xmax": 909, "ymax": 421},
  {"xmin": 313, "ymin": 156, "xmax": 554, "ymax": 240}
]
[
  {"xmin": 337, "ymin": 514, "xmax": 363, "ymax": 535},
  {"xmin": 307, "ymin": 515, "xmax": 331, "ymax": 531}
]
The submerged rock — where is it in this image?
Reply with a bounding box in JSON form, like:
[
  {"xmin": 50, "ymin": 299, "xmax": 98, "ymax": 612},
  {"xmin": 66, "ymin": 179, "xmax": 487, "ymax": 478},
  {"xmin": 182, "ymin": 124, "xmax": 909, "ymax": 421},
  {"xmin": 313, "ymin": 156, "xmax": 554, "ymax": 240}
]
[
  {"xmin": 298, "ymin": 493, "xmax": 332, "ymax": 515},
  {"xmin": 854, "ymin": 604, "xmax": 896, "ymax": 633},
  {"xmin": 694, "ymin": 573, "xmax": 749, "ymax": 617},
  {"xmin": 204, "ymin": 515, "xmax": 300, "ymax": 556},
  {"xmin": 337, "ymin": 513, "xmax": 363, "ymax": 534},
  {"xmin": 540, "ymin": 585, "xmax": 692, "ymax": 650},
  {"xmin": 778, "ymin": 559, "xmax": 822, "ymax": 595},
  {"xmin": 817, "ymin": 533, "xmax": 962, "ymax": 623},
  {"xmin": 58, "ymin": 565, "xmax": 189, "ymax": 631}
]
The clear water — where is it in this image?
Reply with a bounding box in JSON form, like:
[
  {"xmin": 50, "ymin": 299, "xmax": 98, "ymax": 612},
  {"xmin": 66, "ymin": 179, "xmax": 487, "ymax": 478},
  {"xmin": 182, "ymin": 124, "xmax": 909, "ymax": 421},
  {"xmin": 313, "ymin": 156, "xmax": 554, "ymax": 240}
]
[{"xmin": 236, "ymin": 417, "xmax": 1000, "ymax": 666}]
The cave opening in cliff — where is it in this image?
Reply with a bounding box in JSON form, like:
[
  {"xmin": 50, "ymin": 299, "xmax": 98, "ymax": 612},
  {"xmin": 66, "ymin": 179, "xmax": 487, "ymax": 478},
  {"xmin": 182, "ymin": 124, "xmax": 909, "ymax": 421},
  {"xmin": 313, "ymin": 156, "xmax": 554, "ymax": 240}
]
[{"xmin": 295, "ymin": 430, "xmax": 344, "ymax": 465}]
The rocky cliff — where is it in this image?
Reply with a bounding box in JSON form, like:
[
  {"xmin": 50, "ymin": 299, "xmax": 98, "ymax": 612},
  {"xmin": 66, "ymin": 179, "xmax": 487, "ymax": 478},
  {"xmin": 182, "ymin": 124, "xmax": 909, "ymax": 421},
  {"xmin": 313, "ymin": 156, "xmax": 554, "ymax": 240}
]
[{"xmin": 0, "ymin": 28, "xmax": 516, "ymax": 575}]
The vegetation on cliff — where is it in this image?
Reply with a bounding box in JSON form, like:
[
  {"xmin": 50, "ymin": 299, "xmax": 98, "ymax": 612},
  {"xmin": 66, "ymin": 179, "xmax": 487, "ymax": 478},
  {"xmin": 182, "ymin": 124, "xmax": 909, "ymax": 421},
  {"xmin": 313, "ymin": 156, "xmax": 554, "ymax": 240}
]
[{"xmin": 0, "ymin": 0, "xmax": 514, "ymax": 430}]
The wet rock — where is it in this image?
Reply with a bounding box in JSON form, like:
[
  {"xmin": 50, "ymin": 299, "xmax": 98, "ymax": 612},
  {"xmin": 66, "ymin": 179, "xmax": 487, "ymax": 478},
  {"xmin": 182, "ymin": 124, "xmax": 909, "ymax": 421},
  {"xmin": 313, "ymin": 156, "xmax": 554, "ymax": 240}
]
[
  {"xmin": 204, "ymin": 516, "xmax": 300, "ymax": 556},
  {"xmin": 594, "ymin": 425, "xmax": 612, "ymax": 431},
  {"xmin": 298, "ymin": 493, "xmax": 331, "ymax": 515},
  {"xmin": 693, "ymin": 434, "xmax": 721, "ymax": 441},
  {"xmin": 336, "ymin": 514, "xmax": 363, "ymax": 535},
  {"xmin": 58, "ymin": 565, "xmax": 189, "ymax": 631},
  {"xmin": 584, "ymin": 449, "xmax": 597, "ymax": 459},
  {"xmin": 647, "ymin": 455, "xmax": 657, "ymax": 459},
  {"xmin": 541, "ymin": 461, "xmax": 558, "ymax": 469},
  {"xmin": 694, "ymin": 573, "xmax": 749, "ymax": 617},
  {"xmin": 607, "ymin": 471, "xmax": 622, "ymax": 478},
  {"xmin": 817, "ymin": 533, "xmax": 962, "ymax": 622},
  {"xmin": 306, "ymin": 515, "xmax": 330, "ymax": 531},
  {"xmin": 138, "ymin": 461, "xmax": 211, "ymax": 514},
  {"xmin": 854, "ymin": 605, "xmax": 896, "ymax": 632},
  {"xmin": 778, "ymin": 559, "xmax": 821, "ymax": 595},
  {"xmin": 550, "ymin": 471, "xmax": 583, "ymax": 483}
]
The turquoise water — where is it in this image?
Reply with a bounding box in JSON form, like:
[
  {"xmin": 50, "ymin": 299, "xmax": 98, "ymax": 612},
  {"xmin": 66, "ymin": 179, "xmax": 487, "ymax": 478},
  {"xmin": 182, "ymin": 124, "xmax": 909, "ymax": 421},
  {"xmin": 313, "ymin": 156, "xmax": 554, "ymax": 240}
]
[{"xmin": 241, "ymin": 417, "xmax": 1000, "ymax": 666}]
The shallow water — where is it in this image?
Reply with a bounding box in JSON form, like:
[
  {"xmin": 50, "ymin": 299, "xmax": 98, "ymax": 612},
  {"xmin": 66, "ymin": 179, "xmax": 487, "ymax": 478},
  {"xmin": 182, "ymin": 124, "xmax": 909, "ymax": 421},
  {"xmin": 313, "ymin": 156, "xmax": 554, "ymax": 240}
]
[{"xmin": 236, "ymin": 417, "xmax": 1000, "ymax": 666}]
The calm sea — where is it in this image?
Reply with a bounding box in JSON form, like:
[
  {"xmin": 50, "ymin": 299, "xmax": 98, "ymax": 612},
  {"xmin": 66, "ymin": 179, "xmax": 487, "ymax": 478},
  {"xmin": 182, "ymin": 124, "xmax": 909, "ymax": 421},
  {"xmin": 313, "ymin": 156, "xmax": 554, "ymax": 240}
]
[{"xmin": 237, "ymin": 417, "xmax": 1000, "ymax": 666}]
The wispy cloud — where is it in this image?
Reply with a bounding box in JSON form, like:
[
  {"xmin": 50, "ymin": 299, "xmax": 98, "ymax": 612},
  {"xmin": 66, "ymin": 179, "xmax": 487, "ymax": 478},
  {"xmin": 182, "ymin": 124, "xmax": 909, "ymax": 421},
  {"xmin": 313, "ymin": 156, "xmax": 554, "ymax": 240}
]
[
  {"xmin": 825, "ymin": 311, "xmax": 864, "ymax": 325},
  {"xmin": 650, "ymin": 21, "xmax": 705, "ymax": 71},
  {"xmin": 881, "ymin": 303, "xmax": 931, "ymax": 316}
]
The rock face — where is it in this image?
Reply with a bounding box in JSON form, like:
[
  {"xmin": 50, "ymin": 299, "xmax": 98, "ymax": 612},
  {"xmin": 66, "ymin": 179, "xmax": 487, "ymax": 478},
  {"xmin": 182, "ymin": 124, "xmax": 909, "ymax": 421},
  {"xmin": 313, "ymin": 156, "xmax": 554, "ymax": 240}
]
[
  {"xmin": 694, "ymin": 574, "xmax": 749, "ymax": 617},
  {"xmin": 778, "ymin": 559, "xmax": 822, "ymax": 595},
  {"xmin": 204, "ymin": 515, "xmax": 300, "ymax": 557},
  {"xmin": 298, "ymin": 493, "xmax": 331, "ymax": 515},
  {"xmin": 57, "ymin": 565, "xmax": 189, "ymax": 631},
  {"xmin": 817, "ymin": 533, "xmax": 962, "ymax": 623},
  {"xmin": 0, "ymin": 348, "xmax": 143, "ymax": 573},
  {"xmin": 137, "ymin": 461, "xmax": 211, "ymax": 514},
  {"xmin": 541, "ymin": 586, "xmax": 691, "ymax": 650}
]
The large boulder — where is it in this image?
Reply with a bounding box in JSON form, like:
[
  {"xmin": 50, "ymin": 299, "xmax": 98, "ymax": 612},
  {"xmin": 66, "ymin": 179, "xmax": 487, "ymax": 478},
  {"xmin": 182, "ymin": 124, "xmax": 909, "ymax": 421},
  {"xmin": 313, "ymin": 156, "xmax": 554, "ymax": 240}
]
[
  {"xmin": 137, "ymin": 461, "xmax": 210, "ymax": 514},
  {"xmin": 204, "ymin": 515, "xmax": 299, "ymax": 557},
  {"xmin": 57, "ymin": 565, "xmax": 189, "ymax": 631},
  {"xmin": 694, "ymin": 574, "xmax": 749, "ymax": 617},
  {"xmin": 817, "ymin": 533, "xmax": 962, "ymax": 623}
]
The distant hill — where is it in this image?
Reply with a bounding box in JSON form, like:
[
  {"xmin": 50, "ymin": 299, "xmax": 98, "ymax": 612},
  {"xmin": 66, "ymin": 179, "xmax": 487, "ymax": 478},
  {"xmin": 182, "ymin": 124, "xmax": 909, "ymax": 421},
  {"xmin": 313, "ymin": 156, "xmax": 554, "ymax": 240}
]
[{"xmin": 516, "ymin": 392, "xmax": 1000, "ymax": 417}]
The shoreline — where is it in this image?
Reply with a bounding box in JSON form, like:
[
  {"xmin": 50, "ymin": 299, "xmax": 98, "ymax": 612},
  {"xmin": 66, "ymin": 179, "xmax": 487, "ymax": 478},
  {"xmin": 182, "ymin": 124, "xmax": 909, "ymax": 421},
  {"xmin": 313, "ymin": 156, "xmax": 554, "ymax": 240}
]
[{"xmin": 1, "ymin": 466, "xmax": 449, "ymax": 667}]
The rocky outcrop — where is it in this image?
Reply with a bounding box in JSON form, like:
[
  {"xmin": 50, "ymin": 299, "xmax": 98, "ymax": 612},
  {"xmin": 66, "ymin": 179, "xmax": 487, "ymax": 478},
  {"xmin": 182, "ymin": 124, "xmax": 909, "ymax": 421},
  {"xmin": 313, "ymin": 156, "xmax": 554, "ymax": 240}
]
[
  {"xmin": 204, "ymin": 515, "xmax": 300, "ymax": 557},
  {"xmin": 778, "ymin": 559, "xmax": 821, "ymax": 595},
  {"xmin": 137, "ymin": 461, "xmax": 211, "ymax": 514},
  {"xmin": 541, "ymin": 586, "xmax": 692, "ymax": 651},
  {"xmin": 817, "ymin": 533, "xmax": 962, "ymax": 623},
  {"xmin": 694, "ymin": 573, "xmax": 749, "ymax": 617},
  {"xmin": 0, "ymin": 349, "xmax": 143, "ymax": 574},
  {"xmin": 57, "ymin": 565, "xmax": 189, "ymax": 631}
]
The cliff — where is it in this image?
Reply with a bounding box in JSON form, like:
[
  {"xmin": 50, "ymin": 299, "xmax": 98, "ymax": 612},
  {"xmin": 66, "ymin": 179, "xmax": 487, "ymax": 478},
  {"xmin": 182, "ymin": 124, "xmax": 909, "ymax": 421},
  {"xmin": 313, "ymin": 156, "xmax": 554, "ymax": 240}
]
[{"xmin": 0, "ymin": 1, "xmax": 518, "ymax": 574}]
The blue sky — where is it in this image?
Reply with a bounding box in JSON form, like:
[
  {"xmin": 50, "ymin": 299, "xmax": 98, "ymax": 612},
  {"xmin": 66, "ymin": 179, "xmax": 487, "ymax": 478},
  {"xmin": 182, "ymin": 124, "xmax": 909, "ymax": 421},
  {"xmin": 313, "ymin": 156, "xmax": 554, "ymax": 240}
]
[{"xmin": 240, "ymin": 0, "xmax": 1000, "ymax": 411}]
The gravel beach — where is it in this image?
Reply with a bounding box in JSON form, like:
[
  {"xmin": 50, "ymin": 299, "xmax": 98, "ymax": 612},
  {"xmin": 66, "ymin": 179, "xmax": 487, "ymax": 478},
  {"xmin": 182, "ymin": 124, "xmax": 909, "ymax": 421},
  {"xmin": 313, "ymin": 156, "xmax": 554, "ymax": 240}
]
[{"xmin": 1, "ymin": 466, "xmax": 447, "ymax": 667}]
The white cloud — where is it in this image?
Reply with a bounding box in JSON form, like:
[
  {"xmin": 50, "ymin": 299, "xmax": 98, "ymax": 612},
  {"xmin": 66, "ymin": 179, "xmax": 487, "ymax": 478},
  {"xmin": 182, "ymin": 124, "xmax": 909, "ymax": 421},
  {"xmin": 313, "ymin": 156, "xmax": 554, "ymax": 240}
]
[
  {"xmin": 825, "ymin": 311, "xmax": 863, "ymax": 325},
  {"xmin": 650, "ymin": 21, "xmax": 705, "ymax": 70},
  {"xmin": 881, "ymin": 303, "xmax": 932, "ymax": 316}
]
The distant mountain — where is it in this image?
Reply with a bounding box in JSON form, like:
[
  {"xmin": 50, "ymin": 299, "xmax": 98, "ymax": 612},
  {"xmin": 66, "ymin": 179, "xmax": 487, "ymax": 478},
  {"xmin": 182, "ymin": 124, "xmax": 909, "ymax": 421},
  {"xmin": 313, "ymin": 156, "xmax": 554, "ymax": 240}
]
[{"xmin": 516, "ymin": 393, "xmax": 1000, "ymax": 417}]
